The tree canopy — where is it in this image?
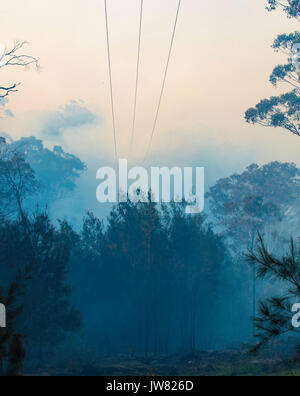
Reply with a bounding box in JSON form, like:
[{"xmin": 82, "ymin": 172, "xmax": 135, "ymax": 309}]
[
  {"xmin": 207, "ymin": 162, "xmax": 300, "ymax": 249},
  {"xmin": 266, "ymin": 0, "xmax": 300, "ymax": 19},
  {"xmin": 10, "ymin": 137, "xmax": 87, "ymax": 201},
  {"xmin": 246, "ymin": 5, "xmax": 299, "ymax": 137}
]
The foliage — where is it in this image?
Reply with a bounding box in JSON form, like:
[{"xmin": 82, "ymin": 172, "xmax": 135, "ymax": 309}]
[
  {"xmin": 0, "ymin": 41, "xmax": 39, "ymax": 373},
  {"xmin": 245, "ymin": 92, "xmax": 300, "ymax": 137},
  {"xmin": 0, "ymin": 139, "xmax": 81, "ymax": 370},
  {"xmin": 0, "ymin": 271, "xmax": 27, "ymax": 376},
  {"xmin": 0, "ymin": 212, "xmax": 81, "ymax": 361},
  {"xmin": 10, "ymin": 137, "xmax": 87, "ymax": 201},
  {"xmin": 0, "ymin": 139, "xmax": 39, "ymax": 218},
  {"xmin": 71, "ymin": 200, "xmax": 229, "ymax": 355},
  {"xmin": 247, "ymin": 235, "xmax": 300, "ymax": 351},
  {"xmin": 246, "ymin": 6, "xmax": 300, "ymax": 137},
  {"xmin": 266, "ymin": 0, "xmax": 300, "ymax": 19},
  {"xmin": 207, "ymin": 162, "xmax": 300, "ymax": 249},
  {"xmin": 270, "ymin": 32, "xmax": 300, "ymax": 89}
]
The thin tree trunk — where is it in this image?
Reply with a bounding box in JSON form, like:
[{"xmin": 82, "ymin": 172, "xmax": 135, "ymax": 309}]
[{"xmin": 253, "ymin": 263, "xmax": 256, "ymax": 338}]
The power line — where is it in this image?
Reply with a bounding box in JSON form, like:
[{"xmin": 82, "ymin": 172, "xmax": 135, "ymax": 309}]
[
  {"xmin": 143, "ymin": 0, "xmax": 182, "ymax": 163},
  {"xmin": 130, "ymin": 0, "xmax": 144, "ymax": 155},
  {"xmin": 104, "ymin": 0, "xmax": 118, "ymax": 162}
]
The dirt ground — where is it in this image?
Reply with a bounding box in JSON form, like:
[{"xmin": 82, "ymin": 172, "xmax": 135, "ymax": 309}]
[{"xmin": 28, "ymin": 344, "xmax": 300, "ymax": 376}]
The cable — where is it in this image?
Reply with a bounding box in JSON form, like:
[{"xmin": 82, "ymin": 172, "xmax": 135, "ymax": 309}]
[
  {"xmin": 142, "ymin": 0, "xmax": 182, "ymax": 163},
  {"xmin": 130, "ymin": 0, "xmax": 144, "ymax": 155},
  {"xmin": 104, "ymin": 0, "xmax": 118, "ymax": 162}
]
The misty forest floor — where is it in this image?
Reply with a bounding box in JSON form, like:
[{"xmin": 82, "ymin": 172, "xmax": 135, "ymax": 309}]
[{"xmin": 28, "ymin": 345, "xmax": 300, "ymax": 376}]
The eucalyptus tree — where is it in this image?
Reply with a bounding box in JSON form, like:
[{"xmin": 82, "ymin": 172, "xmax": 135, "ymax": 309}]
[
  {"xmin": 245, "ymin": 4, "xmax": 299, "ymax": 137},
  {"xmin": 266, "ymin": 0, "xmax": 300, "ymax": 19}
]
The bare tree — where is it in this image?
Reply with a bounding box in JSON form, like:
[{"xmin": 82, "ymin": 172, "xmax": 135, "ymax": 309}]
[
  {"xmin": 0, "ymin": 139, "xmax": 39, "ymax": 219},
  {"xmin": 0, "ymin": 41, "xmax": 39, "ymax": 100}
]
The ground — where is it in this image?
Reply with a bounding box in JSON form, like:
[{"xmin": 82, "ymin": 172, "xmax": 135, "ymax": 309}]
[{"xmin": 27, "ymin": 344, "xmax": 300, "ymax": 376}]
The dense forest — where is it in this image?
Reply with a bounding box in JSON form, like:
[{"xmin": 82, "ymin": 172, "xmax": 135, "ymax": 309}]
[
  {"xmin": 0, "ymin": 145, "xmax": 299, "ymax": 374},
  {"xmin": 0, "ymin": 0, "xmax": 299, "ymax": 376}
]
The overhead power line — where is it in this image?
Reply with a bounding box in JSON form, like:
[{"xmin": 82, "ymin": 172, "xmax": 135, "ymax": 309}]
[
  {"xmin": 130, "ymin": 0, "xmax": 144, "ymax": 155},
  {"xmin": 103, "ymin": 0, "xmax": 182, "ymax": 163},
  {"xmin": 104, "ymin": 0, "xmax": 118, "ymax": 162},
  {"xmin": 143, "ymin": 0, "xmax": 182, "ymax": 163}
]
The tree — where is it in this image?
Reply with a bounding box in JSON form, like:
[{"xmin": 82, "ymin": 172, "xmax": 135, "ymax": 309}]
[
  {"xmin": 163, "ymin": 202, "xmax": 226, "ymax": 352},
  {"xmin": 247, "ymin": 235, "xmax": 300, "ymax": 351},
  {"xmin": 243, "ymin": 2, "xmax": 300, "ymax": 354},
  {"xmin": 266, "ymin": 0, "xmax": 300, "ymax": 19},
  {"xmin": 0, "ymin": 212, "xmax": 81, "ymax": 363},
  {"xmin": 73, "ymin": 200, "xmax": 229, "ymax": 356},
  {"xmin": 0, "ymin": 39, "xmax": 39, "ymax": 215},
  {"xmin": 0, "ymin": 41, "xmax": 39, "ymax": 100},
  {"xmin": 0, "ymin": 140, "xmax": 81, "ymax": 367},
  {"xmin": 0, "ymin": 139, "xmax": 39, "ymax": 219},
  {"xmin": 270, "ymin": 32, "xmax": 300, "ymax": 89},
  {"xmin": 0, "ymin": 40, "xmax": 39, "ymax": 215},
  {"xmin": 10, "ymin": 137, "xmax": 87, "ymax": 202},
  {"xmin": 245, "ymin": 92, "xmax": 300, "ymax": 137},
  {"xmin": 0, "ymin": 40, "xmax": 39, "ymax": 375},
  {"xmin": 207, "ymin": 162, "xmax": 300, "ymax": 249},
  {"xmin": 0, "ymin": 271, "xmax": 27, "ymax": 376},
  {"xmin": 245, "ymin": 5, "xmax": 299, "ymax": 137},
  {"xmin": 0, "ymin": 143, "xmax": 81, "ymax": 368},
  {"xmin": 207, "ymin": 162, "xmax": 300, "ymax": 337},
  {"xmin": 102, "ymin": 199, "xmax": 166, "ymax": 355},
  {"xmin": 0, "ymin": 139, "xmax": 39, "ymax": 374}
]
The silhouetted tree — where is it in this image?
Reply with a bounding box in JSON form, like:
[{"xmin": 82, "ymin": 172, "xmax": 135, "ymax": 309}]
[
  {"xmin": 74, "ymin": 199, "xmax": 229, "ymax": 356},
  {"xmin": 164, "ymin": 202, "xmax": 226, "ymax": 351},
  {"xmin": 0, "ymin": 266, "xmax": 28, "ymax": 376},
  {"xmin": 0, "ymin": 39, "xmax": 39, "ymax": 375},
  {"xmin": 0, "ymin": 213, "xmax": 82, "ymax": 362},
  {"xmin": 247, "ymin": 235, "xmax": 300, "ymax": 351},
  {"xmin": 0, "ymin": 139, "xmax": 39, "ymax": 375},
  {"xmin": 0, "ymin": 139, "xmax": 39, "ymax": 219}
]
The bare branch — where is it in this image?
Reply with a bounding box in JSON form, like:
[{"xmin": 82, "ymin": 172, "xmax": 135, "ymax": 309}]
[{"xmin": 0, "ymin": 41, "xmax": 39, "ymax": 100}]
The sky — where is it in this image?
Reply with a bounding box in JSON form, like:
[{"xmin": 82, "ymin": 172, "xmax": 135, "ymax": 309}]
[{"xmin": 0, "ymin": 0, "xmax": 299, "ymax": 219}]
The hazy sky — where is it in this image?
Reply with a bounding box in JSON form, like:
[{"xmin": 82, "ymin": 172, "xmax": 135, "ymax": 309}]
[{"xmin": 0, "ymin": 0, "xmax": 299, "ymax": 173}]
